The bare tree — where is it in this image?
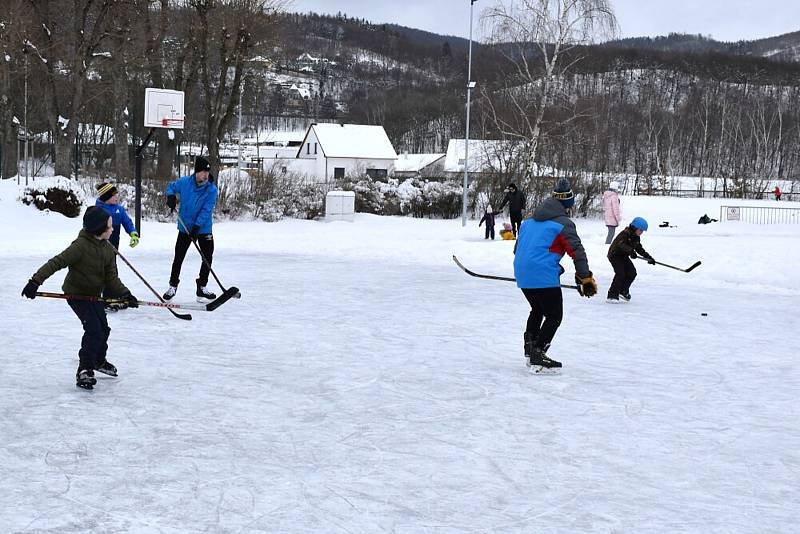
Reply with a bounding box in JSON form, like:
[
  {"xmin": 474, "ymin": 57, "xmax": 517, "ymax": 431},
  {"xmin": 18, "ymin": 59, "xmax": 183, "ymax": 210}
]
[
  {"xmin": 190, "ymin": 0, "xmax": 283, "ymax": 174},
  {"xmin": 25, "ymin": 0, "xmax": 114, "ymax": 178},
  {"xmin": 480, "ymin": 0, "xmax": 617, "ymax": 186}
]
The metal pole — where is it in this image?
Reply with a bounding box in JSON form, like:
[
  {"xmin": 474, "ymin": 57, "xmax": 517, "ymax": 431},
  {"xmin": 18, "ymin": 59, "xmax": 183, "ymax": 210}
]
[
  {"xmin": 237, "ymin": 80, "xmax": 243, "ymax": 183},
  {"xmin": 461, "ymin": 0, "xmax": 477, "ymax": 226},
  {"xmin": 24, "ymin": 50, "xmax": 29, "ymax": 186},
  {"xmin": 134, "ymin": 127, "xmax": 156, "ymax": 237}
]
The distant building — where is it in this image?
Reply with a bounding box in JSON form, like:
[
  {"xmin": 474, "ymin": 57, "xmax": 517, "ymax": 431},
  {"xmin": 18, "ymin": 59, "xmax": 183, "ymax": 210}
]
[
  {"xmin": 295, "ymin": 123, "xmax": 398, "ymax": 182},
  {"xmin": 393, "ymin": 153, "xmax": 446, "ymax": 178}
]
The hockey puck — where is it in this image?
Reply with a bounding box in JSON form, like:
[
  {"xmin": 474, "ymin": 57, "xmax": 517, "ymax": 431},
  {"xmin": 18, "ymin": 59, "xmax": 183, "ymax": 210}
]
[{"xmin": 701, "ymin": 313, "xmax": 708, "ymax": 316}]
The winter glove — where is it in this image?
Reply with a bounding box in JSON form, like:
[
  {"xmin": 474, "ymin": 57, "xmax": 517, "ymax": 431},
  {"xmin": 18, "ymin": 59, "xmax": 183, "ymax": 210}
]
[
  {"xmin": 630, "ymin": 250, "xmax": 638, "ymax": 259},
  {"xmin": 166, "ymin": 194, "xmax": 177, "ymax": 210},
  {"xmin": 129, "ymin": 231, "xmax": 140, "ymax": 248},
  {"xmin": 123, "ymin": 294, "xmax": 139, "ymax": 309},
  {"xmin": 575, "ymin": 273, "xmax": 597, "ymax": 298},
  {"xmin": 190, "ymin": 225, "xmax": 200, "ymax": 241},
  {"xmin": 21, "ymin": 278, "xmax": 40, "ymax": 299},
  {"xmin": 647, "ymin": 256, "xmax": 656, "ymax": 265}
]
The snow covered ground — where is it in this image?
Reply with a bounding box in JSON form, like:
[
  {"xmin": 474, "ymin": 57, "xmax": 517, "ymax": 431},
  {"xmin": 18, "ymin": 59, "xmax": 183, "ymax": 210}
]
[{"xmin": 1, "ymin": 178, "xmax": 798, "ymax": 533}]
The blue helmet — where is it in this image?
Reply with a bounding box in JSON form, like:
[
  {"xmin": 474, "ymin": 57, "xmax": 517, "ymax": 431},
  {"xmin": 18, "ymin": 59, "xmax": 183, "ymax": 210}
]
[{"xmin": 631, "ymin": 217, "xmax": 648, "ymax": 231}]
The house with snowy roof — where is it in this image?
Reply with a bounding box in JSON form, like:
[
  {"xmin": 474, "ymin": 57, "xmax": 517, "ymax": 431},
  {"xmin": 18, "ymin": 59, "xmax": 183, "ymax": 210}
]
[
  {"xmin": 393, "ymin": 153, "xmax": 446, "ymax": 178},
  {"xmin": 443, "ymin": 139, "xmax": 526, "ymax": 180},
  {"xmin": 296, "ymin": 123, "xmax": 398, "ymax": 182}
]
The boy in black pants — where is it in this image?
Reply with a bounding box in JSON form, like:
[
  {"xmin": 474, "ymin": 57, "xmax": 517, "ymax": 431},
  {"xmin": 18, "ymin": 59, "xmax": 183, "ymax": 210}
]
[
  {"xmin": 21, "ymin": 206, "xmax": 138, "ymax": 389},
  {"xmin": 607, "ymin": 217, "xmax": 655, "ymax": 302}
]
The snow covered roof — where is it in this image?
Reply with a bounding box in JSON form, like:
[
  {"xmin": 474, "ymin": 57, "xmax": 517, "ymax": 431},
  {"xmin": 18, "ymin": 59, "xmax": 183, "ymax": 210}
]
[
  {"xmin": 299, "ymin": 124, "xmax": 398, "ymax": 160},
  {"xmin": 443, "ymin": 139, "xmax": 521, "ymax": 173},
  {"xmin": 393, "ymin": 153, "xmax": 445, "ymax": 173}
]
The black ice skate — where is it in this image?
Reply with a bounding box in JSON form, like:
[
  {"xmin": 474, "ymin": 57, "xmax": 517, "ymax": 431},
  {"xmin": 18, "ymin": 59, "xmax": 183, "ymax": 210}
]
[
  {"xmin": 529, "ymin": 345, "xmax": 562, "ymax": 375},
  {"xmin": 620, "ymin": 292, "xmax": 631, "ymax": 301},
  {"xmin": 163, "ymin": 285, "xmax": 178, "ymax": 301},
  {"xmin": 95, "ymin": 360, "xmax": 118, "ymax": 377},
  {"xmin": 76, "ymin": 369, "xmax": 97, "ymax": 390},
  {"xmin": 196, "ymin": 284, "xmax": 216, "ymax": 303}
]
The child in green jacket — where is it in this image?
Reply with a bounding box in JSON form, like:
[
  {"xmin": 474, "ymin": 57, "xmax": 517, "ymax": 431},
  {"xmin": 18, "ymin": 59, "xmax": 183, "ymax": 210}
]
[{"xmin": 21, "ymin": 206, "xmax": 138, "ymax": 390}]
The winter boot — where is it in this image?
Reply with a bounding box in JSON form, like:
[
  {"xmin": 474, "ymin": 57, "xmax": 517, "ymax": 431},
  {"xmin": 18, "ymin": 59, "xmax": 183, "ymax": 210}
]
[
  {"xmin": 529, "ymin": 344, "xmax": 562, "ymax": 374},
  {"xmin": 163, "ymin": 285, "xmax": 178, "ymax": 301},
  {"xmin": 76, "ymin": 369, "xmax": 97, "ymax": 390},
  {"xmin": 196, "ymin": 281, "xmax": 216, "ymax": 303},
  {"xmin": 95, "ymin": 360, "xmax": 118, "ymax": 377}
]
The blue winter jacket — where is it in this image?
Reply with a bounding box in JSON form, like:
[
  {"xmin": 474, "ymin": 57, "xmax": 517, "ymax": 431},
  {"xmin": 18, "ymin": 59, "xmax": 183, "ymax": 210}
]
[
  {"xmin": 513, "ymin": 197, "xmax": 591, "ymax": 288},
  {"xmin": 166, "ymin": 174, "xmax": 218, "ymax": 235},
  {"xmin": 95, "ymin": 199, "xmax": 137, "ymax": 249}
]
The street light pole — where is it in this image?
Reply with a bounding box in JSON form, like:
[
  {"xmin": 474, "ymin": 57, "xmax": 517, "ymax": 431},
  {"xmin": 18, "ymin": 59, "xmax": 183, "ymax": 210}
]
[{"xmin": 461, "ymin": 0, "xmax": 477, "ymax": 226}]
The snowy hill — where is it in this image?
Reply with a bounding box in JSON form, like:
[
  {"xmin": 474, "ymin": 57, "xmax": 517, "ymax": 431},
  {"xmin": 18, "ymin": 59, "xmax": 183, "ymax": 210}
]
[{"xmin": 1, "ymin": 177, "xmax": 798, "ymax": 532}]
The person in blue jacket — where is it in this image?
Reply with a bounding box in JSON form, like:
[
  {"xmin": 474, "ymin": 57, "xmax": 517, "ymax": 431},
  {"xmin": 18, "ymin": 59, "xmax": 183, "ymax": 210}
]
[
  {"xmin": 162, "ymin": 156, "xmax": 219, "ymax": 303},
  {"xmin": 95, "ymin": 182, "xmax": 139, "ymax": 250},
  {"xmin": 95, "ymin": 182, "xmax": 139, "ymax": 307},
  {"xmin": 513, "ymin": 177, "xmax": 597, "ymax": 373}
]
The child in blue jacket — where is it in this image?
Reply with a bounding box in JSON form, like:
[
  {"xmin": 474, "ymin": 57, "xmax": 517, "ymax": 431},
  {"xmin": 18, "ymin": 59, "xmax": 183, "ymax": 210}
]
[
  {"xmin": 95, "ymin": 182, "xmax": 139, "ymax": 306},
  {"xmin": 163, "ymin": 156, "xmax": 219, "ymax": 303}
]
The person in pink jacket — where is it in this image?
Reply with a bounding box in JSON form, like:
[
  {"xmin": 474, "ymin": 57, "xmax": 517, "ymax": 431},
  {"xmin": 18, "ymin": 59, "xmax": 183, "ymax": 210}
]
[{"xmin": 603, "ymin": 181, "xmax": 622, "ymax": 244}]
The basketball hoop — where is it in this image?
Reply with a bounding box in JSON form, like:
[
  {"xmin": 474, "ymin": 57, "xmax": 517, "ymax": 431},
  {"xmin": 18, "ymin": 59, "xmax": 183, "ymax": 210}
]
[{"xmin": 161, "ymin": 118, "xmax": 184, "ymax": 128}]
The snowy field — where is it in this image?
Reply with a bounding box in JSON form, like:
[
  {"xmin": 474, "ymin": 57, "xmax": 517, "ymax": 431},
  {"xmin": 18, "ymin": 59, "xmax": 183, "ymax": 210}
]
[{"xmin": 1, "ymin": 178, "xmax": 798, "ymax": 533}]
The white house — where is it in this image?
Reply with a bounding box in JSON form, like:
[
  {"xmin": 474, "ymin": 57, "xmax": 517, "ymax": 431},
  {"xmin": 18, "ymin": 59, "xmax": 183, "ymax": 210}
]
[
  {"xmin": 393, "ymin": 153, "xmax": 446, "ymax": 178},
  {"xmin": 296, "ymin": 123, "xmax": 398, "ymax": 182}
]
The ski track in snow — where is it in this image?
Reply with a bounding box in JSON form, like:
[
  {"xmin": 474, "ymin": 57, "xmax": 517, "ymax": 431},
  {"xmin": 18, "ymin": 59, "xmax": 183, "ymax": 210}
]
[{"xmin": 1, "ymin": 244, "xmax": 799, "ymax": 533}]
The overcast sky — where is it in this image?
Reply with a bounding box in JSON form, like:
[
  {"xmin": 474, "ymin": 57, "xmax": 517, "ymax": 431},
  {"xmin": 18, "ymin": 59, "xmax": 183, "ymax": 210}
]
[{"xmin": 289, "ymin": 0, "xmax": 799, "ymax": 43}]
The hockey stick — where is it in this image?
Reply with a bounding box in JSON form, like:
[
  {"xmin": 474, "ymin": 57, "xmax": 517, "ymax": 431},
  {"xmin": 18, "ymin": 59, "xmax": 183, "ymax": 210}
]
[
  {"xmin": 175, "ymin": 212, "xmax": 241, "ymax": 299},
  {"xmin": 638, "ymin": 257, "xmax": 702, "ymax": 273},
  {"xmin": 452, "ymin": 255, "xmax": 580, "ymax": 290},
  {"xmin": 35, "ymin": 291, "xmax": 213, "ymax": 312},
  {"xmin": 110, "ymin": 244, "xmax": 192, "ymax": 320}
]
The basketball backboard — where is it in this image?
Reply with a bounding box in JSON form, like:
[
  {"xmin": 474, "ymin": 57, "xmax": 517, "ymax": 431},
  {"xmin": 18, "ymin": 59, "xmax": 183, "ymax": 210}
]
[{"xmin": 144, "ymin": 88, "xmax": 185, "ymax": 129}]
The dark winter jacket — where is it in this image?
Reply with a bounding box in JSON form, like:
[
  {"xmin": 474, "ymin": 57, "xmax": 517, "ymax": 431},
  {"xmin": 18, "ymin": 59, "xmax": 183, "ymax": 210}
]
[
  {"xmin": 499, "ymin": 189, "xmax": 526, "ymax": 215},
  {"xmin": 95, "ymin": 199, "xmax": 137, "ymax": 248},
  {"xmin": 607, "ymin": 226, "xmax": 651, "ymax": 260},
  {"xmin": 513, "ymin": 197, "xmax": 591, "ymax": 288},
  {"xmin": 31, "ymin": 230, "xmax": 131, "ymax": 297},
  {"xmin": 166, "ymin": 174, "xmax": 218, "ymax": 235},
  {"xmin": 479, "ymin": 211, "xmax": 496, "ymax": 227}
]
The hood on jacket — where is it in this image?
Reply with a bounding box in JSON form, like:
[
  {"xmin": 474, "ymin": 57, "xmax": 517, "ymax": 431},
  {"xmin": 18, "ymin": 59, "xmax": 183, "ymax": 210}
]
[{"xmin": 533, "ymin": 197, "xmax": 568, "ymax": 222}]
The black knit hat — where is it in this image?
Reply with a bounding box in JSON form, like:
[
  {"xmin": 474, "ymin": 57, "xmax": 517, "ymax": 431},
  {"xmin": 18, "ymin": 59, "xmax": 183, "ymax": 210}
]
[
  {"xmin": 96, "ymin": 182, "xmax": 118, "ymax": 202},
  {"xmin": 194, "ymin": 156, "xmax": 211, "ymax": 174},
  {"xmin": 553, "ymin": 178, "xmax": 575, "ymax": 208},
  {"xmin": 83, "ymin": 206, "xmax": 111, "ymax": 235}
]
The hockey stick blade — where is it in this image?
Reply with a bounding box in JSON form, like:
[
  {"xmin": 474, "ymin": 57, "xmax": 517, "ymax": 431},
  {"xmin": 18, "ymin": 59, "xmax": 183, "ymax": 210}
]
[
  {"xmin": 452, "ymin": 256, "xmax": 579, "ymax": 289},
  {"xmin": 206, "ymin": 286, "xmax": 240, "ymax": 312},
  {"xmin": 684, "ymin": 261, "xmax": 702, "ymax": 273}
]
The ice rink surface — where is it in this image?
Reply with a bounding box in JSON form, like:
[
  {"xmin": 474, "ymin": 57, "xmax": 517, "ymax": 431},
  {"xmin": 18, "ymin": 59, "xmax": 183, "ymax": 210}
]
[{"xmin": 1, "ymin": 180, "xmax": 798, "ymax": 532}]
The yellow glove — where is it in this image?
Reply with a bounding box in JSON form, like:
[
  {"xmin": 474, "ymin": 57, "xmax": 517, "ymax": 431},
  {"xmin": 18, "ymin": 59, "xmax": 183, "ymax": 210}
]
[
  {"xmin": 129, "ymin": 231, "xmax": 140, "ymax": 248},
  {"xmin": 575, "ymin": 273, "xmax": 597, "ymax": 298}
]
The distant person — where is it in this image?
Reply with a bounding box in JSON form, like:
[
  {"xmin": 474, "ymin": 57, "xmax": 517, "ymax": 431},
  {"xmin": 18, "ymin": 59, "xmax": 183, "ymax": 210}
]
[
  {"xmin": 20, "ymin": 206, "xmax": 138, "ymax": 390},
  {"xmin": 606, "ymin": 217, "xmax": 655, "ymax": 303},
  {"xmin": 774, "ymin": 186, "xmax": 782, "ymax": 201},
  {"xmin": 95, "ymin": 181, "xmax": 139, "ymax": 309},
  {"xmin": 498, "ymin": 183, "xmax": 526, "ymax": 237},
  {"xmin": 513, "ymin": 178, "xmax": 596, "ymax": 373},
  {"xmin": 603, "ymin": 181, "xmax": 622, "ymax": 244},
  {"xmin": 478, "ymin": 205, "xmax": 496, "ymax": 240},
  {"xmin": 163, "ymin": 156, "xmax": 219, "ymax": 303}
]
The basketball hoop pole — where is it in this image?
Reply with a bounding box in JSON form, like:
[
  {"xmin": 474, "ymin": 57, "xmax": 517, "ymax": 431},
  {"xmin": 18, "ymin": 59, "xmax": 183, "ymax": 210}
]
[{"xmin": 134, "ymin": 127, "xmax": 156, "ymax": 236}]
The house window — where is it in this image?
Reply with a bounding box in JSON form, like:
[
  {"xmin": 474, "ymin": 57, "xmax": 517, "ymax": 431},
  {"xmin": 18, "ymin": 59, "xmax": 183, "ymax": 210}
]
[
  {"xmin": 306, "ymin": 143, "xmax": 310, "ymax": 155},
  {"xmin": 334, "ymin": 167, "xmax": 345, "ymax": 179},
  {"xmin": 281, "ymin": 166, "xmax": 287, "ymax": 174},
  {"xmin": 458, "ymin": 158, "xmax": 465, "ymax": 166},
  {"xmin": 366, "ymin": 168, "xmax": 387, "ymax": 179},
  {"xmin": 314, "ymin": 143, "xmax": 318, "ymax": 155}
]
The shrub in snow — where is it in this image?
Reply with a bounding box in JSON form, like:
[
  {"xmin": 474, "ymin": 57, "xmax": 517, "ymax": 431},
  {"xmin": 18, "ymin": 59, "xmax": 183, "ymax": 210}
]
[
  {"xmin": 338, "ymin": 175, "xmax": 464, "ymax": 218},
  {"xmin": 21, "ymin": 187, "xmax": 81, "ymax": 217}
]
